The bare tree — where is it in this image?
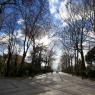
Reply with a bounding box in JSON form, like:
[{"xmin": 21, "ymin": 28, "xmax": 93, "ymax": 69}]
[
  {"xmin": 1, "ymin": 11, "xmax": 17, "ymax": 76},
  {"xmin": 59, "ymin": 0, "xmax": 92, "ymax": 76},
  {"xmin": 12, "ymin": 0, "xmax": 49, "ymax": 74}
]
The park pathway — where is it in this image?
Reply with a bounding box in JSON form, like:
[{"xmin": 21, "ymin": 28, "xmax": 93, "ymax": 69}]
[{"xmin": 0, "ymin": 72, "xmax": 95, "ymax": 95}]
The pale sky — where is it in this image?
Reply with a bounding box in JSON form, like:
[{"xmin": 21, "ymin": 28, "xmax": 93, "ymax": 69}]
[{"xmin": 48, "ymin": 0, "xmax": 69, "ymax": 26}]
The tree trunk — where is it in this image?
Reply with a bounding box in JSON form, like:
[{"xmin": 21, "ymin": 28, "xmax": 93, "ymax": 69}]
[
  {"xmin": 14, "ymin": 54, "xmax": 18, "ymax": 75},
  {"xmin": 94, "ymin": 7, "xmax": 95, "ymax": 33},
  {"xmin": 80, "ymin": 48, "xmax": 85, "ymax": 70},
  {"xmin": 74, "ymin": 49, "xmax": 77, "ymax": 72},
  {"xmin": 93, "ymin": 0, "xmax": 95, "ymax": 32},
  {"xmin": 80, "ymin": 32, "xmax": 86, "ymax": 78},
  {"xmin": 6, "ymin": 52, "xmax": 12, "ymax": 76},
  {"xmin": 32, "ymin": 35, "xmax": 36, "ymax": 68},
  {"xmin": 19, "ymin": 53, "xmax": 26, "ymax": 75},
  {"xmin": 21, "ymin": 53, "xmax": 26, "ymax": 65}
]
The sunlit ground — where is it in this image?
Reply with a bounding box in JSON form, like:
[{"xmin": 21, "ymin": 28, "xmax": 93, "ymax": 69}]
[{"xmin": 0, "ymin": 72, "xmax": 95, "ymax": 95}]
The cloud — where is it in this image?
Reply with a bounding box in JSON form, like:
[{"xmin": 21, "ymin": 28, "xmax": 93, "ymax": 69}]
[
  {"xmin": 59, "ymin": 0, "xmax": 69, "ymax": 19},
  {"xmin": 17, "ymin": 19, "xmax": 24, "ymax": 25},
  {"xmin": 0, "ymin": 35, "xmax": 9, "ymax": 44},
  {"xmin": 49, "ymin": 0, "xmax": 60, "ymax": 18},
  {"xmin": 48, "ymin": 0, "xmax": 69, "ymax": 27}
]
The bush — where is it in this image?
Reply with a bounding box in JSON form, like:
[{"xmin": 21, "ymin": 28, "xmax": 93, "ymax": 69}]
[
  {"xmin": 86, "ymin": 66, "xmax": 95, "ymax": 78},
  {"xmin": 0, "ymin": 61, "xmax": 6, "ymax": 76}
]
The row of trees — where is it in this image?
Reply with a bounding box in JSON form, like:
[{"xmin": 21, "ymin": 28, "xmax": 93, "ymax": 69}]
[
  {"xmin": 0, "ymin": 0, "xmax": 95, "ymax": 79},
  {"xmin": 59, "ymin": 0, "xmax": 95, "ymax": 78},
  {"xmin": 0, "ymin": 0, "xmax": 56, "ymax": 77}
]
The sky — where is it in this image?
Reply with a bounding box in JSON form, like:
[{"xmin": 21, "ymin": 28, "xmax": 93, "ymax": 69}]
[
  {"xmin": 48, "ymin": 0, "xmax": 95, "ymax": 67},
  {"xmin": 48, "ymin": 0, "xmax": 69, "ymax": 26},
  {"xmin": 0, "ymin": 0, "xmax": 78, "ymax": 62},
  {"xmin": 0, "ymin": 0, "xmax": 95, "ymax": 70},
  {"xmin": 0, "ymin": 0, "xmax": 66, "ymax": 71}
]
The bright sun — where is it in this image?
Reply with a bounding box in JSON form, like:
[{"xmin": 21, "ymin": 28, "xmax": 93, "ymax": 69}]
[{"xmin": 36, "ymin": 35, "xmax": 51, "ymax": 46}]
